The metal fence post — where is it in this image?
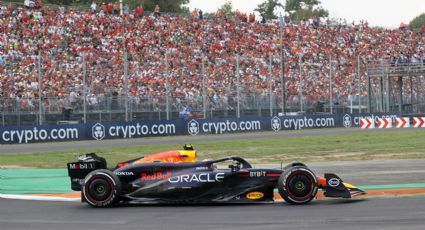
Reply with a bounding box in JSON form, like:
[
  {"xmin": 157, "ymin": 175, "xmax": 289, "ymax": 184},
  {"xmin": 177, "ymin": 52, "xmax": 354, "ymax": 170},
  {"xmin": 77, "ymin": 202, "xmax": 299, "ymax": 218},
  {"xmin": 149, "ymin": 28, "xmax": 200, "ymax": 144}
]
[
  {"xmin": 386, "ymin": 72, "xmax": 391, "ymax": 112},
  {"xmin": 82, "ymin": 53, "xmax": 87, "ymax": 123},
  {"xmin": 129, "ymin": 97, "xmax": 133, "ymax": 121},
  {"xmin": 38, "ymin": 55, "xmax": 43, "ymax": 125},
  {"xmin": 236, "ymin": 54, "xmax": 240, "ymax": 118},
  {"xmin": 357, "ymin": 55, "xmax": 361, "ymax": 113},
  {"xmin": 379, "ymin": 77, "xmax": 383, "ymax": 112},
  {"xmin": 124, "ymin": 51, "xmax": 129, "ymax": 122},
  {"xmin": 329, "ymin": 55, "xmax": 333, "ymax": 114},
  {"xmin": 17, "ymin": 101, "xmax": 21, "ymax": 126},
  {"xmin": 280, "ymin": 29, "xmax": 286, "ymax": 114},
  {"xmin": 398, "ymin": 76, "xmax": 403, "ymax": 113},
  {"xmin": 379, "ymin": 59, "xmax": 384, "ymax": 112},
  {"xmin": 298, "ymin": 55, "xmax": 303, "ymax": 113},
  {"xmin": 410, "ymin": 76, "xmax": 413, "ymax": 112},
  {"xmin": 269, "ymin": 53, "xmax": 273, "ymax": 117},
  {"xmin": 165, "ymin": 52, "xmax": 170, "ymax": 120},
  {"xmin": 417, "ymin": 76, "xmax": 421, "ymax": 113},
  {"xmin": 202, "ymin": 54, "xmax": 207, "ymax": 119},
  {"xmin": 365, "ymin": 61, "xmax": 370, "ymax": 112}
]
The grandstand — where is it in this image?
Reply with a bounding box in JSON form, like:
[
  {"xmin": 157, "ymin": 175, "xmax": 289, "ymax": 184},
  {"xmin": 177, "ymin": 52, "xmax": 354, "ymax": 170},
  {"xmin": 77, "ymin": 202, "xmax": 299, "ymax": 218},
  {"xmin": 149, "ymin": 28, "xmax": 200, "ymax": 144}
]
[
  {"xmin": 0, "ymin": 3, "xmax": 424, "ymax": 126},
  {"xmin": 366, "ymin": 61, "xmax": 425, "ymax": 113}
]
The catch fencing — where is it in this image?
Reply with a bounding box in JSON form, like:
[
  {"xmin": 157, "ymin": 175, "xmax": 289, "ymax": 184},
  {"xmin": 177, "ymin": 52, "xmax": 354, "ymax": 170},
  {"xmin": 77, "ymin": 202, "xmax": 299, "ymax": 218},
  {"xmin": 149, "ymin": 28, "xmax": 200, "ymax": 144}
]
[{"xmin": 1, "ymin": 46, "xmax": 378, "ymax": 127}]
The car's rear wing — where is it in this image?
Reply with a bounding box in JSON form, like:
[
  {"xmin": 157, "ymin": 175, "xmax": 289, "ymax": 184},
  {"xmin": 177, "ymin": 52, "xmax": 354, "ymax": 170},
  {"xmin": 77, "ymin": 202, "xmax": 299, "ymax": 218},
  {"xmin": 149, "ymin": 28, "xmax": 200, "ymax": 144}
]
[{"xmin": 67, "ymin": 153, "xmax": 107, "ymax": 191}]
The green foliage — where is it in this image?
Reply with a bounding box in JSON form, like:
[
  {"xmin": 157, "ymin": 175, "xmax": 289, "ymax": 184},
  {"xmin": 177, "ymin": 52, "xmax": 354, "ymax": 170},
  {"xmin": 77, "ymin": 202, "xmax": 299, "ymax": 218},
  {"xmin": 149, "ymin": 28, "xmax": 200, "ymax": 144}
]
[
  {"xmin": 255, "ymin": 0, "xmax": 283, "ymax": 20},
  {"xmin": 218, "ymin": 0, "xmax": 235, "ymax": 18},
  {"xmin": 409, "ymin": 13, "xmax": 425, "ymax": 29},
  {"xmin": 2, "ymin": 130, "xmax": 425, "ymax": 168},
  {"xmin": 139, "ymin": 0, "xmax": 189, "ymax": 13},
  {"xmin": 284, "ymin": 0, "xmax": 328, "ymax": 22},
  {"xmin": 44, "ymin": 0, "xmax": 73, "ymax": 5}
]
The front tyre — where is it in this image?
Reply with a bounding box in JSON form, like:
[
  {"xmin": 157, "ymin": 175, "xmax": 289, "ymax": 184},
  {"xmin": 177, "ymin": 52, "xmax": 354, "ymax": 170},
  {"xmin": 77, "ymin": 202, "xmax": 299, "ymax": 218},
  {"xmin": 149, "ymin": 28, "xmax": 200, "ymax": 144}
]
[
  {"xmin": 278, "ymin": 166, "xmax": 318, "ymax": 205},
  {"xmin": 82, "ymin": 169, "xmax": 122, "ymax": 207}
]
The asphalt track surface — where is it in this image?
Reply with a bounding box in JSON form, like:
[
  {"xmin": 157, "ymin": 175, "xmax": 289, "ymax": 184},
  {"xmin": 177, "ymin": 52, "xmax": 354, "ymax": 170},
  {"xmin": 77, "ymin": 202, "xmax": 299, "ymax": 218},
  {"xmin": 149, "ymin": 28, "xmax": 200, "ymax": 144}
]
[
  {"xmin": 1, "ymin": 158, "xmax": 424, "ymax": 230},
  {"xmin": 2, "ymin": 128, "xmax": 425, "ymax": 230},
  {"xmin": 1, "ymin": 196, "xmax": 425, "ymax": 230},
  {"xmin": 1, "ymin": 127, "xmax": 406, "ymax": 154}
]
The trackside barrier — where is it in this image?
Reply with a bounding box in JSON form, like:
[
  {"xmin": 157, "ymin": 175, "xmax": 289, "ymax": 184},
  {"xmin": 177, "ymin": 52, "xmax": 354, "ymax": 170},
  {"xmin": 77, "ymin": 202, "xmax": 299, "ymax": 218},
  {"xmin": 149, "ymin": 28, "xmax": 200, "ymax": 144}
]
[
  {"xmin": 376, "ymin": 118, "xmax": 392, "ymax": 129},
  {"xmin": 413, "ymin": 117, "xmax": 425, "ymax": 128},
  {"xmin": 0, "ymin": 113, "xmax": 397, "ymax": 144},
  {"xmin": 360, "ymin": 116, "xmax": 420, "ymax": 129},
  {"xmin": 395, "ymin": 117, "xmax": 410, "ymax": 128},
  {"xmin": 360, "ymin": 118, "xmax": 375, "ymax": 129}
]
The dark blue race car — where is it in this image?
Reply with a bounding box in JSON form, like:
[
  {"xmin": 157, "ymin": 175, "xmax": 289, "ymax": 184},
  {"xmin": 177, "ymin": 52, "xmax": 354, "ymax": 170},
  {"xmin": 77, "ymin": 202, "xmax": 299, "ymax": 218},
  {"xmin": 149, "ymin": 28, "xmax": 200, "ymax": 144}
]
[{"xmin": 67, "ymin": 145, "xmax": 366, "ymax": 207}]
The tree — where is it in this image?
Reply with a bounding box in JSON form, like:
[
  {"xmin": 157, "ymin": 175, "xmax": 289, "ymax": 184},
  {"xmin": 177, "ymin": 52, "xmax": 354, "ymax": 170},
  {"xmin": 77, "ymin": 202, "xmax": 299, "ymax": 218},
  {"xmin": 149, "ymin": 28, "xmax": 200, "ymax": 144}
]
[
  {"xmin": 255, "ymin": 0, "xmax": 283, "ymax": 20},
  {"xmin": 217, "ymin": 0, "xmax": 235, "ymax": 18},
  {"xmin": 284, "ymin": 0, "xmax": 328, "ymax": 22},
  {"xmin": 140, "ymin": 0, "xmax": 190, "ymax": 13},
  {"xmin": 409, "ymin": 13, "xmax": 425, "ymax": 29},
  {"xmin": 44, "ymin": 0, "xmax": 73, "ymax": 5}
]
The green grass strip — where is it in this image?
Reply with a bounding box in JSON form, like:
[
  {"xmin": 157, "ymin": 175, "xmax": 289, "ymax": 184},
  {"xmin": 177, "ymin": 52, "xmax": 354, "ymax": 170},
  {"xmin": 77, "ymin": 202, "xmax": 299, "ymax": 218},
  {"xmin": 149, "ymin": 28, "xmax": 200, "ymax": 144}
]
[{"xmin": 2, "ymin": 129, "xmax": 425, "ymax": 168}]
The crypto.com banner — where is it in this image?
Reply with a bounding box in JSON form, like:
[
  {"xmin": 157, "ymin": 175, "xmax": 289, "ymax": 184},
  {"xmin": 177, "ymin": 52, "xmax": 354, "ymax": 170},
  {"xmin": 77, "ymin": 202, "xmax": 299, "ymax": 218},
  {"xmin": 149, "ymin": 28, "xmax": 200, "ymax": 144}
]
[{"xmin": 0, "ymin": 113, "xmax": 397, "ymax": 144}]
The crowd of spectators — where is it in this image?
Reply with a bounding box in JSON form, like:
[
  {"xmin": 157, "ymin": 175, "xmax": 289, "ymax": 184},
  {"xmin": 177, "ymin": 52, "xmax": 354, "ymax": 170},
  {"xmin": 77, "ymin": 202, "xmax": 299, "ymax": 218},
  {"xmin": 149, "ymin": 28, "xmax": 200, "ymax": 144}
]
[{"xmin": 0, "ymin": 4, "xmax": 424, "ymax": 114}]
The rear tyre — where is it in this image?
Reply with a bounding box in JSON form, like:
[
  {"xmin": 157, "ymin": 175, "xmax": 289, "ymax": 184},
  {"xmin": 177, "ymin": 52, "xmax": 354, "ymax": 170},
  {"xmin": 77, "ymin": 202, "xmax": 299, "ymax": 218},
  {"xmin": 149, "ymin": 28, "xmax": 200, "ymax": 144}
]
[
  {"xmin": 82, "ymin": 169, "xmax": 122, "ymax": 207},
  {"xmin": 81, "ymin": 191, "xmax": 86, "ymax": 203},
  {"xmin": 278, "ymin": 166, "xmax": 318, "ymax": 205}
]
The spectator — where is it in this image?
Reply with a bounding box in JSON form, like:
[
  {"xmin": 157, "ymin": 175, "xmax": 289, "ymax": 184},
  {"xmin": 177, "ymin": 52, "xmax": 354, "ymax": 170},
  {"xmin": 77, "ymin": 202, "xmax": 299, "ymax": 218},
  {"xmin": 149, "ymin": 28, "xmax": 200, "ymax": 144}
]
[
  {"xmin": 178, "ymin": 106, "xmax": 192, "ymax": 120},
  {"xmin": 90, "ymin": 1, "xmax": 97, "ymax": 13},
  {"xmin": 154, "ymin": 4, "xmax": 160, "ymax": 17},
  {"xmin": 0, "ymin": 6, "xmax": 423, "ymax": 114},
  {"xmin": 261, "ymin": 14, "xmax": 266, "ymax": 23},
  {"xmin": 106, "ymin": 3, "xmax": 113, "ymax": 14},
  {"xmin": 249, "ymin": 13, "xmax": 255, "ymax": 23},
  {"xmin": 24, "ymin": 0, "xmax": 35, "ymax": 8},
  {"xmin": 135, "ymin": 4, "xmax": 144, "ymax": 18},
  {"xmin": 123, "ymin": 4, "xmax": 129, "ymax": 15},
  {"xmin": 69, "ymin": 89, "xmax": 78, "ymax": 108},
  {"xmin": 198, "ymin": 9, "xmax": 203, "ymax": 20},
  {"xmin": 191, "ymin": 8, "xmax": 198, "ymax": 17}
]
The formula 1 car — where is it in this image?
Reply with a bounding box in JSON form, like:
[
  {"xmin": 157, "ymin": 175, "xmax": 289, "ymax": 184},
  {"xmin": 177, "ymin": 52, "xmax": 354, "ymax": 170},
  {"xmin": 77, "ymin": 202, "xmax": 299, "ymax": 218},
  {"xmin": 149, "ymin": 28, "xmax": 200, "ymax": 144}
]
[{"xmin": 67, "ymin": 145, "xmax": 366, "ymax": 207}]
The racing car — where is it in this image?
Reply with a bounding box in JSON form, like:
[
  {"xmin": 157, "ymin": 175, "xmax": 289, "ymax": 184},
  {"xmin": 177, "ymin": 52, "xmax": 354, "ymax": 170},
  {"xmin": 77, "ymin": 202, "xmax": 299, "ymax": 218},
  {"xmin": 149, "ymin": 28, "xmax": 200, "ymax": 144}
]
[{"xmin": 67, "ymin": 145, "xmax": 366, "ymax": 207}]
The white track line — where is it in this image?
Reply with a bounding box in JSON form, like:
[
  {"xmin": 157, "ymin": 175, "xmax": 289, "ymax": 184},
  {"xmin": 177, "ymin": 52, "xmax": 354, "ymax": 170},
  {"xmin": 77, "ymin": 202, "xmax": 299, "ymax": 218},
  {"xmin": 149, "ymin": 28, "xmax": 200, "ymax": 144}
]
[{"xmin": 0, "ymin": 194, "xmax": 79, "ymax": 202}]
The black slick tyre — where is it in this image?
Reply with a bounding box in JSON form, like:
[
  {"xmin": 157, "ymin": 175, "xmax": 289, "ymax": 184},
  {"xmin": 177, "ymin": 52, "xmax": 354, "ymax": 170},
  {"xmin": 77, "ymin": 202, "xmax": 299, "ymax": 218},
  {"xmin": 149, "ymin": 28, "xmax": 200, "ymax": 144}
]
[
  {"xmin": 81, "ymin": 191, "xmax": 86, "ymax": 203},
  {"xmin": 82, "ymin": 169, "xmax": 122, "ymax": 207},
  {"xmin": 277, "ymin": 166, "xmax": 318, "ymax": 205}
]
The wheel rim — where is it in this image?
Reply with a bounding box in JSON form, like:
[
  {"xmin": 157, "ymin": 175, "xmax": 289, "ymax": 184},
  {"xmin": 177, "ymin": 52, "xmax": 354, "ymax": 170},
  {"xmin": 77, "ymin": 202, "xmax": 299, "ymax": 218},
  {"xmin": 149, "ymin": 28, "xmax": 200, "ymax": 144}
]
[
  {"xmin": 286, "ymin": 172, "xmax": 314, "ymax": 200},
  {"xmin": 88, "ymin": 177, "xmax": 113, "ymax": 202}
]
